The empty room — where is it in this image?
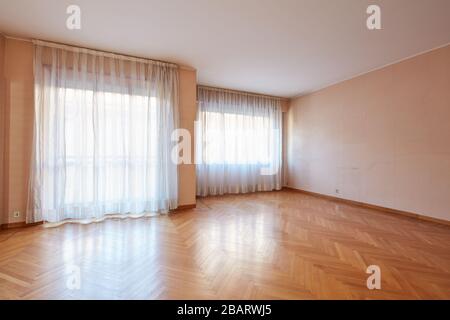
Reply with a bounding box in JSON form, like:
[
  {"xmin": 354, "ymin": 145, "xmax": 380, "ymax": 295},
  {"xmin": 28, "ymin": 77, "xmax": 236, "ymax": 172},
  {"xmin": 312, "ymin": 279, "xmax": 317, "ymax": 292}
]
[{"xmin": 0, "ymin": 0, "xmax": 450, "ymax": 307}]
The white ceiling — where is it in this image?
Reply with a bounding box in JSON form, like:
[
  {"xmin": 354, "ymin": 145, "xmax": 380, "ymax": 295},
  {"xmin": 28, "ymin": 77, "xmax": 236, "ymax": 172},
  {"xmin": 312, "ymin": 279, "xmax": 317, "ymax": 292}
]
[{"xmin": 0, "ymin": 0, "xmax": 449, "ymax": 97}]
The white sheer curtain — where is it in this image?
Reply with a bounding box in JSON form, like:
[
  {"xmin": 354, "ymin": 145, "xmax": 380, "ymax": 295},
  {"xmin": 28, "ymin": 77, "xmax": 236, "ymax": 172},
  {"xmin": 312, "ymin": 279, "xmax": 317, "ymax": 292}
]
[
  {"xmin": 27, "ymin": 40, "xmax": 179, "ymax": 223},
  {"xmin": 196, "ymin": 86, "xmax": 282, "ymax": 196}
]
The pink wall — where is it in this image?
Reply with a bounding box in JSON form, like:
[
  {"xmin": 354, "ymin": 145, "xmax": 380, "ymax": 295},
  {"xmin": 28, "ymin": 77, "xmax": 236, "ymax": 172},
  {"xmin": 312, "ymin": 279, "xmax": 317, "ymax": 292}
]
[
  {"xmin": 287, "ymin": 45, "xmax": 450, "ymax": 221},
  {"xmin": 0, "ymin": 34, "xmax": 5, "ymax": 224},
  {"xmin": 179, "ymin": 68, "xmax": 198, "ymax": 206},
  {"xmin": 2, "ymin": 39, "xmax": 34, "ymax": 224}
]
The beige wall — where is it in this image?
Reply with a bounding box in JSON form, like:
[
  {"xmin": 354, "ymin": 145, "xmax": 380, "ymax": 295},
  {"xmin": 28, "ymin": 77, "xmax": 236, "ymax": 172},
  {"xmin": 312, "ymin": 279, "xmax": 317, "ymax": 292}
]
[
  {"xmin": 1, "ymin": 38, "xmax": 197, "ymax": 224},
  {"xmin": 280, "ymin": 99, "xmax": 289, "ymax": 113},
  {"xmin": 3, "ymin": 38, "xmax": 34, "ymax": 224},
  {"xmin": 287, "ymin": 45, "xmax": 450, "ymax": 221},
  {"xmin": 179, "ymin": 68, "xmax": 197, "ymax": 206},
  {"xmin": 0, "ymin": 34, "xmax": 5, "ymax": 224}
]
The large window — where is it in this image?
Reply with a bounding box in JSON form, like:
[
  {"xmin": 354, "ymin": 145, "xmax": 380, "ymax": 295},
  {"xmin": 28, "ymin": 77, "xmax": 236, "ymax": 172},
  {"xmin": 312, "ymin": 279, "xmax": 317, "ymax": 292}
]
[
  {"xmin": 62, "ymin": 88, "xmax": 159, "ymax": 206},
  {"xmin": 28, "ymin": 41, "xmax": 178, "ymax": 223},
  {"xmin": 196, "ymin": 87, "xmax": 282, "ymax": 196},
  {"xmin": 199, "ymin": 111, "xmax": 271, "ymax": 165}
]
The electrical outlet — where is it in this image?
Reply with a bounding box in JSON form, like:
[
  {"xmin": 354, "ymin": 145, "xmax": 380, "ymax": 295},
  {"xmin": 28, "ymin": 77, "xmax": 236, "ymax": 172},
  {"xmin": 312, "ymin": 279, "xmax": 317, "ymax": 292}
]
[{"xmin": 13, "ymin": 211, "xmax": 20, "ymax": 218}]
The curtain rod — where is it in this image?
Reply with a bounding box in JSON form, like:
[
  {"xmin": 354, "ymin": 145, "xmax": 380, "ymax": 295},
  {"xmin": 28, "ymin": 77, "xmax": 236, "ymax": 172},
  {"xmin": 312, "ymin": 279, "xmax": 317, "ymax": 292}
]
[
  {"xmin": 198, "ymin": 85, "xmax": 286, "ymax": 100},
  {"xmin": 6, "ymin": 35, "xmax": 196, "ymax": 71},
  {"xmin": 4, "ymin": 35, "xmax": 184, "ymax": 68},
  {"xmin": 32, "ymin": 39, "xmax": 178, "ymax": 68}
]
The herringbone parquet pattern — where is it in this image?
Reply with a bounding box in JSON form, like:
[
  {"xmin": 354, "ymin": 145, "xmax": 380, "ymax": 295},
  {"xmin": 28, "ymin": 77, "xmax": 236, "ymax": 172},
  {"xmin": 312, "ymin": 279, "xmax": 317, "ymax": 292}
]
[{"xmin": 1, "ymin": 190, "xmax": 449, "ymax": 299}]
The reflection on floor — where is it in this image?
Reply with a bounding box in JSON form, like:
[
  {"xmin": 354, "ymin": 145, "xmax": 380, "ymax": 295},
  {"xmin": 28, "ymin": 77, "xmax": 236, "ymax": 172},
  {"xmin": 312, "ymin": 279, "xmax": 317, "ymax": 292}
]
[{"xmin": 1, "ymin": 190, "xmax": 449, "ymax": 299}]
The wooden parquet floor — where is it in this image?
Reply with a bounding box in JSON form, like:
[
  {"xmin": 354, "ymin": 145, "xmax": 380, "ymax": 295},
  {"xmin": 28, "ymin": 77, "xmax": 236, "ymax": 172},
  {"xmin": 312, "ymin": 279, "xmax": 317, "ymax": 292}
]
[{"xmin": 1, "ymin": 190, "xmax": 449, "ymax": 299}]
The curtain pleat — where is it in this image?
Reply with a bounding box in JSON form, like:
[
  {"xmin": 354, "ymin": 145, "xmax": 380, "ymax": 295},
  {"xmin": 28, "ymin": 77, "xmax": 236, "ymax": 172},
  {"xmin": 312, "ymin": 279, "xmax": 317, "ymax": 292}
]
[{"xmin": 27, "ymin": 42, "xmax": 179, "ymax": 223}]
